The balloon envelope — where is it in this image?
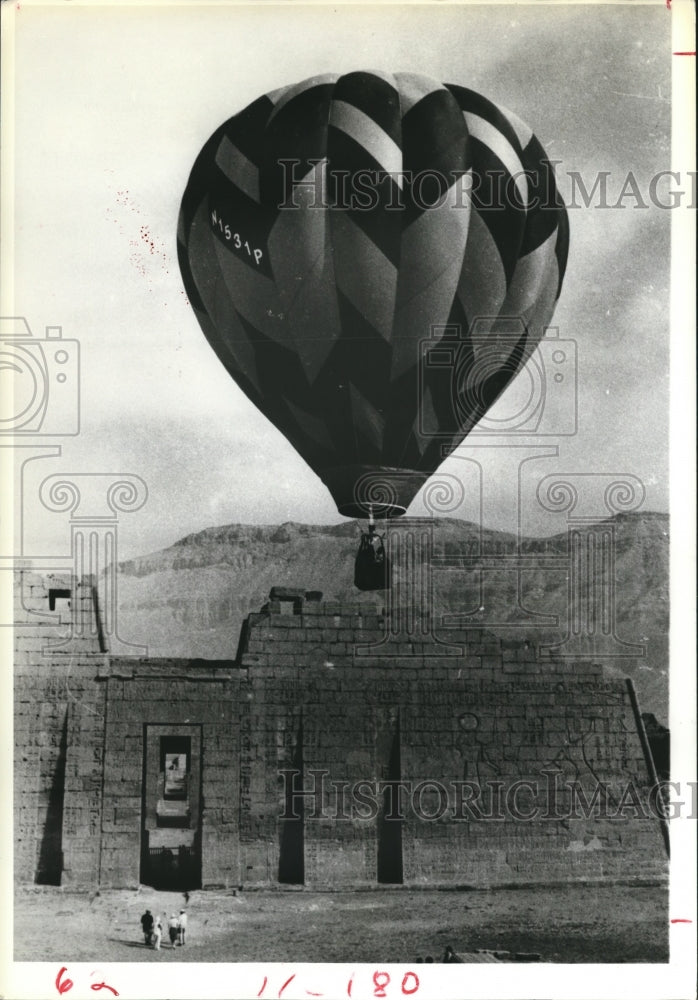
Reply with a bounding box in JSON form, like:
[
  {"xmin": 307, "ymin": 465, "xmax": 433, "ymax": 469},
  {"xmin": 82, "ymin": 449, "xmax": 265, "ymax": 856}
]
[{"xmin": 178, "ymin": 71, "xmax": 569, "ymax": 517}]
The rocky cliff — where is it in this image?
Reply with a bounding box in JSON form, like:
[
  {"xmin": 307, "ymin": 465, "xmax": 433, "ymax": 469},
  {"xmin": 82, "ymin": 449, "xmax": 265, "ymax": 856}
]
[{"xmin": 113, "ymin": 511, "xmax": 669, "ymax": 722}]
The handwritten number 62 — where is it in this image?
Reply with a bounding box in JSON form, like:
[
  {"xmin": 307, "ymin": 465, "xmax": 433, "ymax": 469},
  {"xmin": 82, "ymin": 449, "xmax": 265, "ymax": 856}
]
[{"xmin": 56, "ymin": 968, "xmax": 73, "ymax": 995}]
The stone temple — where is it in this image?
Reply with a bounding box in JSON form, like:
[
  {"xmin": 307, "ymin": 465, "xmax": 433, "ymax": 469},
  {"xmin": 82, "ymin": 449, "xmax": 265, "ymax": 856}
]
[{"xmin": 14, "ymin": 572, "xmax": 667, "ymax": 892}]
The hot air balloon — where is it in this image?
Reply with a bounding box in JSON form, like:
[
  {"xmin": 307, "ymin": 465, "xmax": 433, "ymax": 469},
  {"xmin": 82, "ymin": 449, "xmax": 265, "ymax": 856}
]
[{"xmin": 178, "ymin": 71, "xmax": 569, "ymax": 530}]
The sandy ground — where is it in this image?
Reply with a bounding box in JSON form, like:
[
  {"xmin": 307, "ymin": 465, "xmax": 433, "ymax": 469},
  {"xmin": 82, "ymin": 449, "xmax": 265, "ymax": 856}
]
[{"xmin": 14, "ymin": 883, "xmax": 668, "ymax": 964}]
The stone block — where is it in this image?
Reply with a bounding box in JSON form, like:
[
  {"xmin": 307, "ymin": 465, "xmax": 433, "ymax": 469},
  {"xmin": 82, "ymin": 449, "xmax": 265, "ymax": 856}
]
[
  {"xmin": 241, "ymin": 653, "xmax": 269, "ymax": 666},
  {"xmin": 274, "ymin": 616, "xmax": 304, "ymax": 630},
  {"xmin": 270, "ymin": 655, "xmax": 296, "ymax": 668}
]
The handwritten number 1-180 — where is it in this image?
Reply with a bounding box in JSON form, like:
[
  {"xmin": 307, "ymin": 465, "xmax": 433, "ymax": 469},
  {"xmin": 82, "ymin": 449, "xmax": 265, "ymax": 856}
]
[
  {"xmin": 373, "ymin": 971, "xmax": 420, "ymax": 997},
  {"xmin": 258, "ymin": 969, "xmax": 419, "ymax": 998},
  {"xmin": 211, "ymin": 210, "xmax": 264, "ymax": 265}
]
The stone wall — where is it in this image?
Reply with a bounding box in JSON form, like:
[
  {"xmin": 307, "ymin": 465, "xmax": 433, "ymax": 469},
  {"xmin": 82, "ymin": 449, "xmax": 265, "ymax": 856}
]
[
  {"xmin": 14, "ymin": 572, "xmax": 106, "ymax": 887},
  {"xmin": 14, "ymin": 574, "xmax": 667, "ymax": 890},
  {"xmin": 233, "ymin": 589, "xmax": 666, "ymax": 887}
]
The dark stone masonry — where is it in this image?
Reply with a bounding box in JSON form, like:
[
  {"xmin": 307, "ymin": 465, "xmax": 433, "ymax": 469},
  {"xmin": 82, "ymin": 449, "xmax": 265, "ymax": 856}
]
[{"xmin": 14, "ymin": 572, "xmax": 667, "ymax": 891}]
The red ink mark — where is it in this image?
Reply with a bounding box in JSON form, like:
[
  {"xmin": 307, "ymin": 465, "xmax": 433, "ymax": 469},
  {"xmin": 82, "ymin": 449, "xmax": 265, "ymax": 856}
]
[
  {"xmin": 56, "ymin": 968, "xmax": 74, "ymax": 995},
  {"xmin": 305, "ymin": 992, "xmax": 324, "ymax": 997},
  {"xmin": 347, "ymin": 974, "xmax": 354, "ymax": 997},
  {"xmin": 671, "ymin": 918, "xmax": 693, "ymax": 923},
  {"xmin": 666, "ymin": 0, "xmax": 671, "ymax": 9},
  {"xmin": 673, "ymin": 51, "xmax": 696, "ymax": 55},
  {"xmin": 257, "ymin": 978, "xmax": 268, "ymax": 998},
  {"xmin": 90, "ymin": 983, "xmax": 119, "ymax": 997},
  {"xmin": 373, "ymin": 971, "xmax": 391, "ymax": 998},
  {"xmin": 279, "ymin": 975, "xmax": 296, "ymax": 998},
  {"xmin": 401, "ymin": 972, "xmax": 420, "ymax": 996}
]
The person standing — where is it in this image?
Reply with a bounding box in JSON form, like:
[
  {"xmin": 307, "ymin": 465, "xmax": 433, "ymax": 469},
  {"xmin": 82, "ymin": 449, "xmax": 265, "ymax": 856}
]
[
  {"xmin": 178, "ymin": 909, "xmax": 188, "ymax": 946},
  {"xmin": 152, "ymin": 915, "xmax": 163, "ymax": 951},
  {"xmin": 140, "ymin": 909, "xmax": 154, "ymax": 946},
  {"xmin": 168, "ymin": 912, "xmax": 180, "ymax": 948},
  {"xmin": 442, "ymin": 945, "xmax": 464, "ymax": 963}
]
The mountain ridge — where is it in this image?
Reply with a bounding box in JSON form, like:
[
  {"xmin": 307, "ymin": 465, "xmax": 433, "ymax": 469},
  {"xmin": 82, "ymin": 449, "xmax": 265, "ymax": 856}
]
[
  {"xmin": 118, "ymin": 510, "xmax": 668, "ymax": 576},
  {"xmin": 113, "ymin": 511, "xmax": 669, "ymax": 724}
]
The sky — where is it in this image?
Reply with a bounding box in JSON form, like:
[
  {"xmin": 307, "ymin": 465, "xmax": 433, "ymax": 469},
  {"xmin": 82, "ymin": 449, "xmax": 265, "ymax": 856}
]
[{"xmin": 3, "ymin": 0, "xmax": 682, "ymax": 560}]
